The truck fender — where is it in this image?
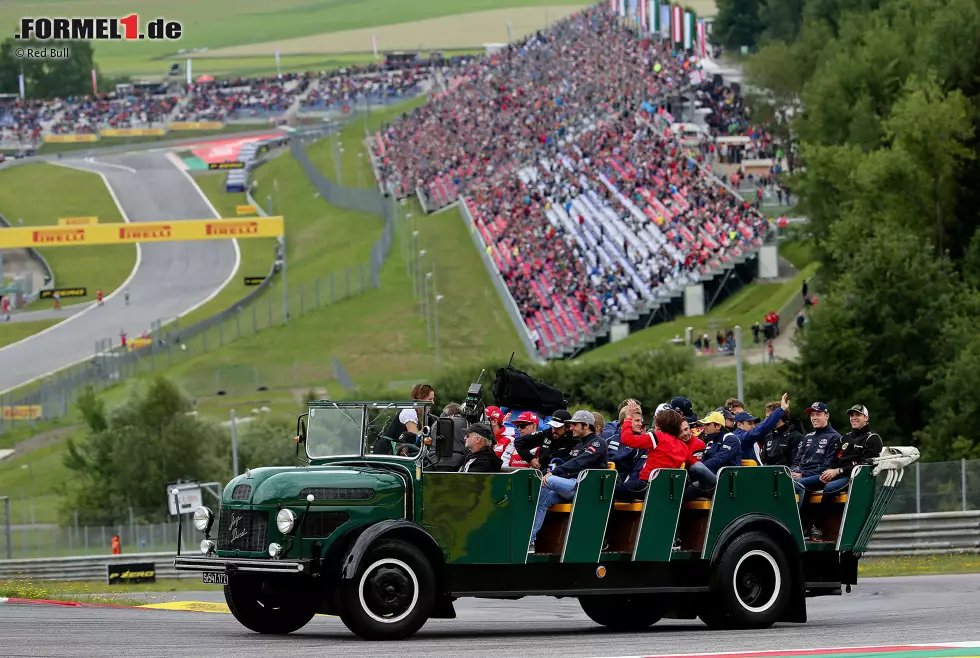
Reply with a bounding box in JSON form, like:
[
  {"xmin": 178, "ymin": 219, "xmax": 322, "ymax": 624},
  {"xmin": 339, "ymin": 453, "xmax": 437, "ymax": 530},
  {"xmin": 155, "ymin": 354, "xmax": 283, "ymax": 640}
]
[{"xmin": 339, "ymin": 519, "xmax": 446, "ymax": 585}]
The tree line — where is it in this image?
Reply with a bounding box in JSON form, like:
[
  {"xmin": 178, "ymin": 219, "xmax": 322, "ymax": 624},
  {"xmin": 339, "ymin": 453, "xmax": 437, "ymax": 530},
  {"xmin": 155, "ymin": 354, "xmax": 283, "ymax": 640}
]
[
  {"xmin": 0, "ymin": 38, "xmax": 129, "ymax": 98},
  {"xmin": 714, "ymin": 0, "xmax": 980, "ymax": 460}
]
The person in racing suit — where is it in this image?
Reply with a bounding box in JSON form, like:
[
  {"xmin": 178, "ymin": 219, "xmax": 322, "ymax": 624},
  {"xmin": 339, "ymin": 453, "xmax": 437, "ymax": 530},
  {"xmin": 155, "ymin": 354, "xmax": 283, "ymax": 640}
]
[
  {"xmin": 495, "ymin": 410, "xmax": 535, "ymax": 468},
  {"xmin": 515, "ymin": 409, "xmax": 573, "ymax": 470},
  {"xmin": 528, "ymin": 411, "xmax": 608, "ymax": 553}
]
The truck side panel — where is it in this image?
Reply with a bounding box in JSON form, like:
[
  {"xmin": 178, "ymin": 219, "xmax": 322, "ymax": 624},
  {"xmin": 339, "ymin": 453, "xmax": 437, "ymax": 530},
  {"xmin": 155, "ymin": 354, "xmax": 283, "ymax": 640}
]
[
  {"xmin": 508, "ymin": 469, "xmax": 542, "ymax": 563},
  {"xmin": 702, "ymin": 466, "xmax": 805, "ymax": 558},
  {"xmin": 633, "ymin": 468, "xmax": 686, "ymax": 562},
  {"xmin": 421, "ymin": 473, "xmax": 513, "ymax": 564},
  {"xmin": 836, "ymin": 466, "xmax": 878, "ymax": 551}
]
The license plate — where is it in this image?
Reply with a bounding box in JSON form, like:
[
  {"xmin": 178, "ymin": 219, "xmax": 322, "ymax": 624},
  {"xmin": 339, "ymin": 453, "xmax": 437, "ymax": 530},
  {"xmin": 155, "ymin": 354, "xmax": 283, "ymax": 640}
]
[{"xmin": 203, "ymin": 572, "xmax": 228, "ymax": 585}]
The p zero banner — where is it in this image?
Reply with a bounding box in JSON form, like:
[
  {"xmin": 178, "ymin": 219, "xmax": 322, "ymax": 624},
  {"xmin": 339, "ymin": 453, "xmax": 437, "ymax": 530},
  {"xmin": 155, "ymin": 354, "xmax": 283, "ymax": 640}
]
[
  {"xmin": 100, "ymin": 128, "xmax": 167, "ymax": 137},
  {"xmin": 169, "ymin": 121, "xmax": 225, "ymax": 130},
  {"xmin": 244, "ymin": 276, "xmax": 266, "ymax": 286},
  {"xmin": 40, "ymin": 287, "xmax": 87, "ymax": 299},
  {"xmin": 236, "ymin": 205, "xmax": 257, "ymax": 215},
  {"xmin": 43, "ymin": 134, "xmax": 99, "ymax": 143},
  {"xmin": 106, "ymin": 563, "xmax": 156, "ymax": 585},
  {"xmin": 0, "ymin": 217, "xmax": 285, "ymax": 249},
  {"xmin": 1, "ymin": 405, "xmax": 42, "ymax": 420},
  {"xmin": 58, "ymin": 217, "xmax": 98, "ymax": 226},
  {"xmin": 208, "ymin": 162, "xmax": 245, "ymax": 170}
]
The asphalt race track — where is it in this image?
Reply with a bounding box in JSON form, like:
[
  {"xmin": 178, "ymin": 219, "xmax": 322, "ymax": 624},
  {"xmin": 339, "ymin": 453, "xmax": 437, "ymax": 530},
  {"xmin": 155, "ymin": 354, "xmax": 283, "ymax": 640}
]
[
  {"xmin": 0, "ymin": 574, "xmax": 978, "ymax": 657},
  {"xmin": 0, "ymin": 151, "xmax": 238, "ymax": 394}
]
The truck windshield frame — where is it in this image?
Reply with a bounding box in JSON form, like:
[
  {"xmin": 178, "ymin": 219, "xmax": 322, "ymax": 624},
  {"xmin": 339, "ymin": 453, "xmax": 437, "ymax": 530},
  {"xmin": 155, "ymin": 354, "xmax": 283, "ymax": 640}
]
[{"xmin": 305, "ymin": 401, "xmax": 431, "ymax": 461}]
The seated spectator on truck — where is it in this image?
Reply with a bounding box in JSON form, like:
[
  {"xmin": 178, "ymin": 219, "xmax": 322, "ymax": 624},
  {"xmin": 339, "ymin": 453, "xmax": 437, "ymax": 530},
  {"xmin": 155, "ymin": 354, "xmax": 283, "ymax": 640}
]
[
  {"xmin": 608, "ymin": 400, "xmax": 644, "ymax": 481},
  {"xmin": 613, "ymin": 403, "xmax": 650, "ymax": 501},
  {"xmin": 790, "ymin": 402, "xmax": 841, "ymax": 485},
  {"xmin": 496, "ymin": 410, "xmax": 533, "ymax": 468},
  {"xmin": 374, "ymin": 383, "xmax": 436, "ymax": 454},
  {"xmin": 731, "ymin": 394, "xmax": 790, "ymax": 463},
  {"xmin": 459, "ymin": 424, "xmax": 503, "ymax": 473},
  {"xmin": 515, "ymin": 409, "xmax": 573, "ymax": 470},
  {"xmin": 617, "ymin": 402, "xmax": 688, "ymax": 490},
  {"xmin": 681, "ymin": 418, "xmax": 706, "ymax": 467},
  {"xmin": 670, "ymin": 397, "xmax": 699, "ymax": 425},
  {"xmin": 761, "ymin": 400, "xmax": 804, "ymax": 467},
  {"xmin": 794, "ymin": 404, "xmax": 881, "ymax": 504},
  {"xmin": 685, "ymin": 411, "xmax": 740, "ymax": 499},
  {"xmin": 528, "ymin": 411, "xmax": 608, "ymax": 553}
]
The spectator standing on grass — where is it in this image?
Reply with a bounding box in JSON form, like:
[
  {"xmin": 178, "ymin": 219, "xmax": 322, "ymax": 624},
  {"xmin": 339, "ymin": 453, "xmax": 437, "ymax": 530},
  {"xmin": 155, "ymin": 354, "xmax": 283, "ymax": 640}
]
[{"xmin": 768, "ymin": 340, "xmax": 775, "ymax": 363}]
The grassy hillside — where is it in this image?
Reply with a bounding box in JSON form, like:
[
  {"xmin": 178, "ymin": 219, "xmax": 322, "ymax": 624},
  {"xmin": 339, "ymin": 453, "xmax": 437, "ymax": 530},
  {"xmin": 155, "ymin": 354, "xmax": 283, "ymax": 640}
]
[{"xmin": 0, "ymin": 163, "xmax": 135, "ymax": 310}]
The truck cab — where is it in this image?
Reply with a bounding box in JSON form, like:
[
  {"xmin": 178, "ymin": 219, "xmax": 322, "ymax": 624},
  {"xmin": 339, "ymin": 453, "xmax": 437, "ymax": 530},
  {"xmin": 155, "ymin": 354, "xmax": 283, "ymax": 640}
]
[{"xmin": 175, "ymin": 399, "xmax": 910, "ymax": 641}]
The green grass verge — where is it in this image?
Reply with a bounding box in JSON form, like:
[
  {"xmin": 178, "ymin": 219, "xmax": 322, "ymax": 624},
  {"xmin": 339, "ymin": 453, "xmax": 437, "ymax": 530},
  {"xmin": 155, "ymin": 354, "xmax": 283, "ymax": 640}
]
[
  {"xmin": 1, "ymin": 579, "xmax": 222, "ymax": 596},
  {"xmin": 858, "ymin": 553, "xmax": 980, "ymax": 577},
  {"xmin": 0, "ymin": 163, "xmax": 134, "ymax": 309},
  {"xmin": 780, "ymin": 239, "xmax": 816, "ymax": 271},
  {"xmin": 0, "ymin": 319, "xmax": 62, "ymax": 348},
  {"xmin": 582, "ymin": 262, "xmax": 819, "ymax": 361}
]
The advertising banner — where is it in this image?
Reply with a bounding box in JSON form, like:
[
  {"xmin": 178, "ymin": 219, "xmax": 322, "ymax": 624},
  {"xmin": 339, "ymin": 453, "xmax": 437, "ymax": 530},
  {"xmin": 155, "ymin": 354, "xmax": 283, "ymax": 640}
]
[
  {"xmin": 243, "ymin": 276, "xmax": 266, "ymax": 286},
  {"xmin": 99, "ymin": 128, "xmax": 167, "ymax": 137},
  {"xmin": 42, "ymin": 134, "xmax": 99, "ymax": 143},
  {"xmin": 169, "ymin": 121, "xmax": 225, "ymax": 130},
  {"xmin": 40, "ymin": 287, "xmax": 87, "ymax": 299},
  {"xmin": 208, "ymin": 162, "xmax": 245, "ymax": 170},
  {"xmin": 1, "ymin": 405, "xmax": 42, "ymax": 420},
  {"xmin": 236, "ymin": 205, "xmax": 257, "ymax": 216},
  {"xmin": 58, "ymin": 217, "xmax": 99, "ymax": 226},
  {"xmin": 106, "ymin": 563, "xmax": 156, "ymax": 585},
  {"xmin": 0, "ymin": 217, "xmax": 285, "ymax": 248}
]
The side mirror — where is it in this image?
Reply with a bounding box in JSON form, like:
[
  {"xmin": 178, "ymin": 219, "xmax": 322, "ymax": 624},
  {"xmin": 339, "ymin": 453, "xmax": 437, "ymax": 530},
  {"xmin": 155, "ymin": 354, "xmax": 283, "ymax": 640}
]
[
  {"xmin": 434, "ymin": 417, "xmax": 456, "ymax": 462},
  {"xmin": 295, "ymin": 414, "xmax": 308, "ymax": 457}
]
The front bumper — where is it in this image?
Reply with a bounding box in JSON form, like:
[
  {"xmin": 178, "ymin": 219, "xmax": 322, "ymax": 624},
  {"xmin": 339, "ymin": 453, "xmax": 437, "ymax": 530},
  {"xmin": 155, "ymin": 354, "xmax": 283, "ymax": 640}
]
[{"xmin": 174, "ymin": 555, "xmax": 312, "ymax": 575}]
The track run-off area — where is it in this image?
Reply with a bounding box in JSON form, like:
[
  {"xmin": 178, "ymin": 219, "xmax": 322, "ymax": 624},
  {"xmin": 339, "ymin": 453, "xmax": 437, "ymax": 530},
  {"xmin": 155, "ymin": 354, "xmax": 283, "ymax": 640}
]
[
  {"xmin": 0, "ymin": 574, "xmax": 978, "ymax": 657},
  {"xmin": 0, "ymin": 150, "xmax": 239, "ymax": 395}
]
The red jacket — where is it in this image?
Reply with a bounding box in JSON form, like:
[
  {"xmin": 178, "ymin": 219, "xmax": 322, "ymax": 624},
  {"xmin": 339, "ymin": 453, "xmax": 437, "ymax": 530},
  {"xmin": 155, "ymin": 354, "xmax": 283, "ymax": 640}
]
[
  {"xmin": 493, "ymin": 428, "xmax": 530, "ymax": 468},
  {"xmin": 620, "ymin": 422, "xmax": 688, "ymax": 481},
  {"xmin": 685, "ymin": 437, "xmax": 707, "ymax": 468}
]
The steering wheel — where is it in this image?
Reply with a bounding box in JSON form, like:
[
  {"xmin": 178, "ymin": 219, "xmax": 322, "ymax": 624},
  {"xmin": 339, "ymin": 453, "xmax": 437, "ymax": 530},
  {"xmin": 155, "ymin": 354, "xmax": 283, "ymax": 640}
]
[{"xmin": 394, "ymin": 443, "xmax": 421, "ymax": 458}]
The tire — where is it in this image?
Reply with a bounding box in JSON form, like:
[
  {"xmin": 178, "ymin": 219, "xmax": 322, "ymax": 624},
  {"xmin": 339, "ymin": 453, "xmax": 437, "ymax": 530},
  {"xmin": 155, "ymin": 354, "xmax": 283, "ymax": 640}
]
[
  {"xmin": 579, "ymin": 594, "xmax": 664, "ymax": 630},
  {"xmin": 336, "ymin": 538, "xmax": 436, "ymax": 640},
  {"xmin": 224, "ymin": 575, "xmax": 319, "ymax": 634},
  {"xmin": 708, "ymin": 531, "xmax": 791, "ymax": 629}
]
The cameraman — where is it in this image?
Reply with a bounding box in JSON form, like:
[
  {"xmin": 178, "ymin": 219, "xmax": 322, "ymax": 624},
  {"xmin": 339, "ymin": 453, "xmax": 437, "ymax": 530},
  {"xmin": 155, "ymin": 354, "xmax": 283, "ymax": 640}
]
[
  {"xmin": 515, "ymin": 409, "xmax": 573, "ymax": 469},
  {"xmin": 374, "ymin": 384, "xmax": 435, "ymax": 454}
]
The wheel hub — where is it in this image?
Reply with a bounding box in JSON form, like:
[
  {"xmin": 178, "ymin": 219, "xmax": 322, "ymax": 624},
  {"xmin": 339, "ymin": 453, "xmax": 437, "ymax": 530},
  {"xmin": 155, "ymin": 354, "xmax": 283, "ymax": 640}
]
[
  {"xmin": 733, "ymin": 550, "xmax": 780, "ymax": 613},
  {"xmin": 365, "ymin": 565, "xmax": 414, "ymax": 616}
]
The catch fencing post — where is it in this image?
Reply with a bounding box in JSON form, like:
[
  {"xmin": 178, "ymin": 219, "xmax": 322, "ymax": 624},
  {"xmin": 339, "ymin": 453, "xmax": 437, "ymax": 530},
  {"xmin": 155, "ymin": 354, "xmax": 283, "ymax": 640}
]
[
  {"xmin": 280, "ymin": 235, "xmax": 289, "ymax": 324},
  {"xmin": 230, "ymin": 410, "xmax": 240, "ymax": 476},
  {"xmin": 1, "ymin": 496, "xmax": 10, "ymax": 559},
  {"xmin": 315, "ymin": 278, "xmax": 320, "ymax": 307},
  {"xmin": 734, "ymin": 325, "xmax": 744, "ymax": 402},
  {"xmin": 963, "ymin": 458, "xmax": 968, "ymax": 512},
  {"xmin": 915, "ymin": 462, "xmax": 921, "ymax": 514}
]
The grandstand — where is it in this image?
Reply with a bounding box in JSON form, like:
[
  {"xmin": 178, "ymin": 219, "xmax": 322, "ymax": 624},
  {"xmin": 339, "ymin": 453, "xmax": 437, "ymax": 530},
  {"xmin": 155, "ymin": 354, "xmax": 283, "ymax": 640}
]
[{"xmin": 369, "ymin": 5, "xmax": 776, "ymax": 359}]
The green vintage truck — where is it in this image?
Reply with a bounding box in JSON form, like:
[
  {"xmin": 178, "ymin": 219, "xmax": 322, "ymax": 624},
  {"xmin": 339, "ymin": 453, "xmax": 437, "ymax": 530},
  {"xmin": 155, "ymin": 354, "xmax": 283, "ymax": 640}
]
[{"xmin": 173, "ymin": 399, "xmax": 911, "ymax": 641}]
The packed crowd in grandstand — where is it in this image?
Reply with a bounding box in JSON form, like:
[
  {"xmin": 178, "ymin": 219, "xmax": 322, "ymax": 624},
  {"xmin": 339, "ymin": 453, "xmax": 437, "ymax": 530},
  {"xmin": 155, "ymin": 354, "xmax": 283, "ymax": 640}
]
[{"xmin": 369, "ymin": 6, "xmax": 776, "ymax": 356}]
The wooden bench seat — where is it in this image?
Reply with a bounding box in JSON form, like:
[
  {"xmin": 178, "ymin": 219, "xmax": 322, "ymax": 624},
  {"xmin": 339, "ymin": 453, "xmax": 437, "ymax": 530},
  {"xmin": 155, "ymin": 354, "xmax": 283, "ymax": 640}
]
[
  {"xmin": 612, "ymin": 502, "xmax": 644, "ymax": 512},
  {"xmin": 548, "ymin": 503, "xmax": 573, "ymax": 513},
  {"xmin": 808, "ymin": 493, "xmax": 847, "ymax": 504},
  {"xmin": 682, "ymin": 500, "xmax": 711, "ymax": 510}
]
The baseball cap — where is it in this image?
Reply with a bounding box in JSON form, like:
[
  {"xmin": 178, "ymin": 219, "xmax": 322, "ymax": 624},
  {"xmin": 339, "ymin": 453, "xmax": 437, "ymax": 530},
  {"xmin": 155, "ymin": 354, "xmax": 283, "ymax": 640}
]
[
  {"xmin": 733, "ymin": 411, "xmax": 761, "ymax": 424},
  {"xmin": 467, "ymin": 422, "xmax": 495, "ymax": 444},
  {"xmin": 805, "ymin": 402, "xmax": 830, "ymax": 415},
  {"xmin": 715, "ymin": 407, "xmax": 736, "ymax": 421},
  {"xmin": 547, "ymin": 409, "xmax": 572, "ymax": 428},
  {"xmin": 514, "ymin": 411, "xmax": 539, "ymax": 426},
  {"xmin": 570, "ymin": 410, "xmax": 596, "ymax": 426},
  {"xmin": 847, "ymin": 404, "xmax": 870, "ymax": 418},
  {"xmin": 670, "ymin": 396, "xmax": 695, "ymax": 415},
  {"xmin": 655, "ymin": 402, "xmax": 673, "ymax": 414},
  {"xmin": 699, "ymin": 411, "xmax": 726, "ymax": 426},
  {"xmin": 485, "ymin": 406, "xmax": 504, "ymax": 423}
]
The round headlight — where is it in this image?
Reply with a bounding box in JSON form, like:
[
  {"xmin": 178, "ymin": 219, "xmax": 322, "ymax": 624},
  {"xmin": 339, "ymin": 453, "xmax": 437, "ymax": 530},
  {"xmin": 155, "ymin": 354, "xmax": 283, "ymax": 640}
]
[
  {"xmin": 268, "ymin": 542, "xmax": 283, "ymax": 557},
  {"xmin": 200, "ymin": 539, "xmax": 216, "ymax": 555},
  {"xmin": 276, "ymin": 508, "xmax": 297, "ymax": 534},
  {"xmin": 192, "ymin": 507, "xmax": 214, "ymax": 532}
]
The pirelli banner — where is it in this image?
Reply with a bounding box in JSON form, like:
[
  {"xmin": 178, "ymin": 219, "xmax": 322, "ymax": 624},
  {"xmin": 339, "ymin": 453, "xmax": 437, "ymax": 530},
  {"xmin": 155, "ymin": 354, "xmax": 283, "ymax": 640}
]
[
  {"xmin": 0, "ymin": 217, "xmax": 285, "ymax": 249},
  {"xmin": 43, "ymin": 134, "xmax": 100, "ymax": 143},
  {"xmin": 106, "ymin": 562, "xmax": 156, "ymax": 585},
  {"xmin": 100, "ymin": 127, "xmax": 168, "ymax": 137},
  {"xmin": 168, "ymin": 121, "xmax": 225, "ymax": 130}
]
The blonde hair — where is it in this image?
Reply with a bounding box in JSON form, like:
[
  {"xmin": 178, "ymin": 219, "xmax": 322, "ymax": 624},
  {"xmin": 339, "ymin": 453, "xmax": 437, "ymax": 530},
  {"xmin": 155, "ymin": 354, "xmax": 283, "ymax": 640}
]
[{"xmin": 593, "ymin": 411, "xmax": 605, "ymax": 436}]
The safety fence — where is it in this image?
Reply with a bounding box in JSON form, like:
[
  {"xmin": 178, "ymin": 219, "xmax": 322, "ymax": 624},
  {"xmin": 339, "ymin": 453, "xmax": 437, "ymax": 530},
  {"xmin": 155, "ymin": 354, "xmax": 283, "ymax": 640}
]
[
  {"xmin": 0, "ymin": 511, "xmax": 976, "ymax": 579},
  {"xmin": 0, "ymin": 134, "xmax": 396, "ymax": 429}
]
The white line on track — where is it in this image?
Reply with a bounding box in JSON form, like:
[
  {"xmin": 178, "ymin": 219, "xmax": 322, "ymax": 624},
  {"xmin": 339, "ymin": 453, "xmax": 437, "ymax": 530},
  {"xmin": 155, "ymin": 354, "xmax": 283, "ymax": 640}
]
[
  {"xmin": 591, "ymin": 642, "xmax": 980, "ymax": 658},
  {"xmin": 0, "ymin": 161, "xmax": 141, "ymax": 396},
  {"xmin": 83, "ymin": 156, "xmax": 137, "ymax": 173}
]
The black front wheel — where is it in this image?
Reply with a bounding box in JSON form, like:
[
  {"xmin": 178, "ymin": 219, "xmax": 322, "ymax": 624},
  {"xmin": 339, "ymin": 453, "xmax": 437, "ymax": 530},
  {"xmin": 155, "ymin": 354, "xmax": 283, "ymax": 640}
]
[
  {"xmin": 224, "ymin": 575, "xmax": 320, "ymax": 634},
  {"xmin": 579, "ymin": 594, "xmax": 664, "ymax": 630},
  {"xmin": 336, "ymin": 538, "xmax": 436, "ymax": 640},
  {"xmin": 708, "ymin": 531, "xmax": 792, "ymax": 629}
]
